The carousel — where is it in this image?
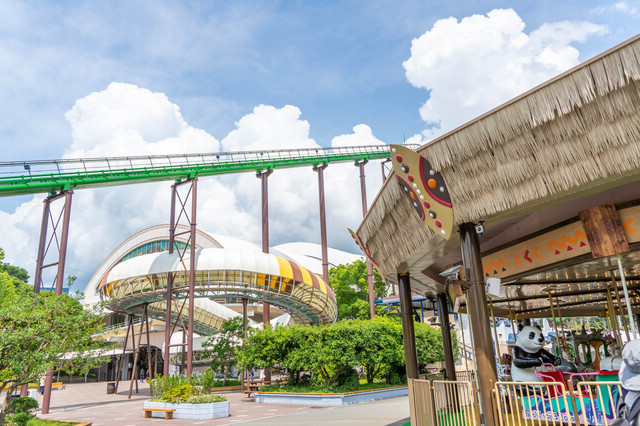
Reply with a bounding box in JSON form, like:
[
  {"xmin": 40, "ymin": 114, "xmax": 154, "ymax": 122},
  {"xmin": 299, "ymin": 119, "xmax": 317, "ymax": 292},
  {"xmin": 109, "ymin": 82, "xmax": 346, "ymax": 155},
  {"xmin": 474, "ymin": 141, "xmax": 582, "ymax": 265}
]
[{"xmin": 351, "ymin": 33, "xmax": 640, "ymax": 426}]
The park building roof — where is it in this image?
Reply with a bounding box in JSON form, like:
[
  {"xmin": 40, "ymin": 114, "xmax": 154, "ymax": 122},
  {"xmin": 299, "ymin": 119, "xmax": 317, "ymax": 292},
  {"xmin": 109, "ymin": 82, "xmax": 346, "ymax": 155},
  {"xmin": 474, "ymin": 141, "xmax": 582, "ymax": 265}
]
[
  {"xmin": 102, "ymin": 247, "xmax": 337, "ymax": 329},
  {"xmin": 83, "ymin": 224, "xmax": 356, "ymax": 333},
  {"xmin": 356, "ymin": 33, "xmax": 640, "ymax": 319}
]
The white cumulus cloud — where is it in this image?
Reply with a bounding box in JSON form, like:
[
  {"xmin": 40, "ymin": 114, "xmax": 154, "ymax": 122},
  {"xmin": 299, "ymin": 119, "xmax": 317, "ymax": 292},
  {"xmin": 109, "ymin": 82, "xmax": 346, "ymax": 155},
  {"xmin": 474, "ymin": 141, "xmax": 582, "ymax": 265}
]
[
  {"xmin": 0, "ymin": 84, "xmax": 385, "ymax": 289},
  {"xmin": 403, "ymin": 8, "xmax": 606, "ymax": 139}
]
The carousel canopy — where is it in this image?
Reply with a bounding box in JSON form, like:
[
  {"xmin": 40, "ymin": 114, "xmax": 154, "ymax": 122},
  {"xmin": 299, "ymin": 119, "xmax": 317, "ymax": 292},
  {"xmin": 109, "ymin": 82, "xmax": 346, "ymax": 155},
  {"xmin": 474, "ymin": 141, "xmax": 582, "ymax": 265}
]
[{"xmin": 357, "ymin": 34, "xmax": 640, "ymax": 320}]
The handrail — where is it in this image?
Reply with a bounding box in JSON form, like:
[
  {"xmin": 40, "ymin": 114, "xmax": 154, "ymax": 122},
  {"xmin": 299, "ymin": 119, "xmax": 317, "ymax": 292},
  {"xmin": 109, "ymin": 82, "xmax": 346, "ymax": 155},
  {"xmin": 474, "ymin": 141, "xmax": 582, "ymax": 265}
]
[
  {"xmin": 0, "ymin": 144, "xmax": 418, "ymax": 197},
  {"xmin": 97, "ymin": 318, "xmax": 145, "ymax": 335}
]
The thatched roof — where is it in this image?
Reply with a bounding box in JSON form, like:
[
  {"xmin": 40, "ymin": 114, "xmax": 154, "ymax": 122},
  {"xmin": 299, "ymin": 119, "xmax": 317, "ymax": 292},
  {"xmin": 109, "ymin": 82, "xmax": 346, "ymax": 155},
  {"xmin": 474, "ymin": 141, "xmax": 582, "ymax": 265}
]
[{"xmin": 359, "ymin": 34, "xmax": 640, "ymax": 291}]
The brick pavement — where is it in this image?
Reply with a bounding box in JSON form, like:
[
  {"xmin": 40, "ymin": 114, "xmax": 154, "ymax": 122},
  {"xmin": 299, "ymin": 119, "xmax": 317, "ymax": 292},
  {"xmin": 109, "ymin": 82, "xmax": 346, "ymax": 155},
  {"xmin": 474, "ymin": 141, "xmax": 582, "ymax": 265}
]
[
  {"xmin": 36, "ymin": 382, "xmax": 317, "ymax": 425},
  {"xmin": 34, "ymin": 381, "xmax": 409, "ymax": 425}
]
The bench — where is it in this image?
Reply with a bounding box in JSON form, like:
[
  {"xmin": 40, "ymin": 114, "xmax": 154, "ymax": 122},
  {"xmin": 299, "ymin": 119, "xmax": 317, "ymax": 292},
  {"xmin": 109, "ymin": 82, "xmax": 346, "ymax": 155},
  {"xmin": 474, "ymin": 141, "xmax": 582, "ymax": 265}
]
[
  {"xmin": 142, "ymin": 408, "xmax": 175, "ymax": 419},
  {"xmin": 242, "ymin": 380, "xmax": 271, "ymax": 397},
  {"xmin": 51, "ymin": 382, "xmax": 66, "ymax": 390}
]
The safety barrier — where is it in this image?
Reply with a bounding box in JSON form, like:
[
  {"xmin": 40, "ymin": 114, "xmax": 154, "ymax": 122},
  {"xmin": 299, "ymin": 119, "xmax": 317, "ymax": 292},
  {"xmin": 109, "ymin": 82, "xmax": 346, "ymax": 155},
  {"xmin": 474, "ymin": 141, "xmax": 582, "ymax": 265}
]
[
  {"xmin": 410, "ymin": 375, "xmax": 621, "ymax": 425},
  {"xmin": 427, "ymin": 372, "xmax": 445, "ymax": 381},
  {"xmin": 423, "ymin": 370, "xmax": 474, "ymax": 383},
  {"xmin": 409, "ymin": 379, "xmax": 479, "ymax": 426},
  {"xmin": 455, "ymin": 370, "xmax": 475, "ymax": 383},
  {"xmin": 494, "ymin": 380, "xmax": 622, "ymax": 426},
  {"xmin": 575, "ymin": 381, "xmax": 622, "ymax": 426},
  {"xmin": 495, "ymin": 381, "xmax": 574, "ymax": 425},
  {"xmin": 409, "ymin": 379, "xmax": 436, "ymax": 426}
]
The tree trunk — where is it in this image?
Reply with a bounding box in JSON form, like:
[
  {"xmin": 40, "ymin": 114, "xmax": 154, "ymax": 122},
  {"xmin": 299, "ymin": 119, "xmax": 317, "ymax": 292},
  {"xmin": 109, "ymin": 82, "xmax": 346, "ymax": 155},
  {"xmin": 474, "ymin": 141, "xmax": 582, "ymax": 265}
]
[
  {"xmin": 327, "ymin": 367, "xmax": 343, "ymax": 387},
  {"xmin": 0, "ymin": 382, "xmax": 18, "ymax": 422},
  {"xmin": 366, "ymin": 364, "xmax": 376, "ymax": 384}
]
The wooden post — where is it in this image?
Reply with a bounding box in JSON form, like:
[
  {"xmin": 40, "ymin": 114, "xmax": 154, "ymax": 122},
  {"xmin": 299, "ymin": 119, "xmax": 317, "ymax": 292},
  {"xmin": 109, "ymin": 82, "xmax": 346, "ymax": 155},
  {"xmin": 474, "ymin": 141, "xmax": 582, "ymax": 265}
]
[
  {"xmin": 460, "ymin": 223, "xmax": 497, "ymax": 426},
  {"xmin": 398, "ymin": 273, "xmax": 419, "ymax": 379},
  {"xmin": 437, "ymin": 293, "xmax": 456, "ymax": 381}
]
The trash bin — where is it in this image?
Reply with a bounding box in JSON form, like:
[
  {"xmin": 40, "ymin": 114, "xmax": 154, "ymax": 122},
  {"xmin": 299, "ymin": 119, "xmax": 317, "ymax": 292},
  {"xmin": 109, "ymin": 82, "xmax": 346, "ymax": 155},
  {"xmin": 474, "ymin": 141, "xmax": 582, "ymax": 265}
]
[{"xmin": 107, "ymin": 382, "xmax": 116, "ymax": 394}]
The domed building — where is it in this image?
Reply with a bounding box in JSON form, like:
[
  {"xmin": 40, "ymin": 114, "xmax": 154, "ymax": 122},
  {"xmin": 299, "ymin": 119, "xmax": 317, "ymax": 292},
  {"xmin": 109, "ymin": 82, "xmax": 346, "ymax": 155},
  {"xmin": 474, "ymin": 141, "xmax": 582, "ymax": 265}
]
[{"xmin": 82, "ymin": 224, "xmax": 361, "ymax": 379}]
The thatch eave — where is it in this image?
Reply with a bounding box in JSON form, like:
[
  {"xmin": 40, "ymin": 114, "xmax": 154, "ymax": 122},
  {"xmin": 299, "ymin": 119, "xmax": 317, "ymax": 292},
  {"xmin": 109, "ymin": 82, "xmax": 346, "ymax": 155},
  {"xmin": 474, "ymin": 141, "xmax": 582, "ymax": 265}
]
[{"xmin": 358, "ymin": 33, "xmax": 640, "ymax": 291}]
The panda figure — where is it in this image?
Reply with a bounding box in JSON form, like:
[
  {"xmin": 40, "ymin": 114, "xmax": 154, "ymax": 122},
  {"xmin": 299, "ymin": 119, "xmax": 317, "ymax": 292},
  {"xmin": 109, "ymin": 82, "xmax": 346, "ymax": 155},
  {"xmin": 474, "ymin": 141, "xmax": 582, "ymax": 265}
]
[{"xmin": 511, "ymin": 324, "xmax": 561, "ymax": 382}]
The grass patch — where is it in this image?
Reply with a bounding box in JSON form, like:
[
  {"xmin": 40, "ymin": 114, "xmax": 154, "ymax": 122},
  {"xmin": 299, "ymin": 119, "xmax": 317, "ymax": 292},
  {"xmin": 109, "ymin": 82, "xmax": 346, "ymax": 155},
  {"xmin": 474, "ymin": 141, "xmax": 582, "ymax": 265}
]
[
  {"xmin": 27, "ymin": 419, "xmax": 79, "ymax": 425},
  {"xmin": 211, "ymin": 380, "xmax": 240, "ymax": 387},
  {"xmin": 150, "ymin": 393, "xmax": 228, "ymax": 404},
  {"xmin": 259, "ymin": 382, "xmax": 403, "ymax": 394}
]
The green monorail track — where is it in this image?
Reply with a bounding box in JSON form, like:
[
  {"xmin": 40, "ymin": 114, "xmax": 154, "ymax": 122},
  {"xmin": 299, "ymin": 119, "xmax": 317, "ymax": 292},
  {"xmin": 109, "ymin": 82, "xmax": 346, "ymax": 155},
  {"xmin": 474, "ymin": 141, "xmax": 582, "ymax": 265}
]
[{"xmin": 0, "ymin": 144, "xmax": 415, "ymax": 197}]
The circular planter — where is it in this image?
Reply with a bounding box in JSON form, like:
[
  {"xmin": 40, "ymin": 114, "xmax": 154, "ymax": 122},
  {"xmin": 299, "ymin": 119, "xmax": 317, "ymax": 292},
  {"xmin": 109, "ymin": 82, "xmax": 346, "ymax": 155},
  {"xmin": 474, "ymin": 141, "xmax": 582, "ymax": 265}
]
[
  {"xmin": 255, "ymin": 386, "xmax": 408, "ymax": 406},
  {"xmin": 143, "ymin": 400, "xmax": 230, "ymax": 420}
]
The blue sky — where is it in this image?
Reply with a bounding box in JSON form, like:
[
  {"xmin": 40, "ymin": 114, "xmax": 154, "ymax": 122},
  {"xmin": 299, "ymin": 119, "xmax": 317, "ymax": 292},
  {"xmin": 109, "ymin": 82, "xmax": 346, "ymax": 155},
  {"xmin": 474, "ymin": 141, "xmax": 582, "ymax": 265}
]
[{"xmin": 0, "ymin": 0, "xmax": 639, "ymax": 287}]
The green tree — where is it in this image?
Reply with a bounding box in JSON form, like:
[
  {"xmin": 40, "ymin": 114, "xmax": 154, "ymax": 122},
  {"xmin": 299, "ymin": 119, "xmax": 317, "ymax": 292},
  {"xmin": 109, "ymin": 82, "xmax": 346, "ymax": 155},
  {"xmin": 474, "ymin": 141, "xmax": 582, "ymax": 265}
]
[
  {"xmin": 236, "ymin": 325, "xmax": 314, "ymax": 385},
  {"xmin": 414, "ymin": 322, "xmax": 458, "ymax": 373},
  {"xmin": 0, "ymin": 248, "xmax": 29, "ymax": 285},
  {"xmin": 202, "ymin": 317, "xmax": 244, "ymax": 385},
  {"xmin": 0, "ymin": 260, "xmax": 106, "ymax": 421},
  {"xmin": 328, "ymin": 260, "xmax": 388, "ymax": 320},
  {"xmin": 237, "ymin": 318, "xmax": 435, "ymax": 390},
  {"xmin": 352, "ymin": 317, "xmax": 404, "ymax": 383}
]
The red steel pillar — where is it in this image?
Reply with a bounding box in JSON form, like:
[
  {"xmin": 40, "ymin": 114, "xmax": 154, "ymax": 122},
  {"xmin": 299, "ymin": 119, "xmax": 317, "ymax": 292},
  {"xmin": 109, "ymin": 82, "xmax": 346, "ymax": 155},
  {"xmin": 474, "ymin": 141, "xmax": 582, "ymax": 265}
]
[
  {"xmin": 34, "ymin": 190, "xmax": 73, "ymax": 414},
  {"xmin": 163, "ymin": 178, "xmax": 197, "ymax": 377},
  {"xmin": 187, "ymin": 179, "xmax": 197, "ymax": 376},
  {"xmin": 34, "ymin": 191, "xmax": 73, "ymax": 295},
  {"xmin": 163, "ymin": 184, "xmax": 177, "ymax": 376},
  {"xmin": 356, "ymin": 160, "xmax": 375, "ymax": 319},
  {"xmin": 241, "ymin": 298, "xmax": 248, "ymax": 391},
  {"xmin": 257, "ymin": 170, "xmax": 273, "ymax": 382},
  {"xmin": 313, "ymin": 164, "xmax": 329, "ymax": 284}
]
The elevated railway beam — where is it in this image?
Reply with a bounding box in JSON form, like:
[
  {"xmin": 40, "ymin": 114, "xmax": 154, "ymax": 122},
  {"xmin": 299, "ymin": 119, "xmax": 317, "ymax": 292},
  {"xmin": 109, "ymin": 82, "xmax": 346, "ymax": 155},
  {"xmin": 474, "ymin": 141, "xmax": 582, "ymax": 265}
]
[{"xmin": 0, "ymin": 144, "xmax": 414, "ymax": 197}]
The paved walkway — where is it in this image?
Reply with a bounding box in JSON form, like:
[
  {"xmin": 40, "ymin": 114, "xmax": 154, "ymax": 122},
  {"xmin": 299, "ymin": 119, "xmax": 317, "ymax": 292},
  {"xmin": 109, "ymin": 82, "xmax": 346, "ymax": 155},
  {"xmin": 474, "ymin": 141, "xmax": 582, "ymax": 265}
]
[{"xmin": 35, "ymin": 382, "xmax": 409, "ymax": 425}]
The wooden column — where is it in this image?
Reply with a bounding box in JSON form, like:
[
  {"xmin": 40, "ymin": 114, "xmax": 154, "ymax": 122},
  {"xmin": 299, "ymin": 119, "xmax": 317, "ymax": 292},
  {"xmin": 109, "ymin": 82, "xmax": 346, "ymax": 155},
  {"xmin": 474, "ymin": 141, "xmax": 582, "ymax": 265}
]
[
  {"xmin": 398, "ymin": 273, "xmax": 419, "ymax": 379},
  {"xmin": 460, "ymin": 223, "xmax": 497, "ymax": 426},
  {"xmin": 437, "ymin": 293, "xmax": 456, "ymax": 381}
]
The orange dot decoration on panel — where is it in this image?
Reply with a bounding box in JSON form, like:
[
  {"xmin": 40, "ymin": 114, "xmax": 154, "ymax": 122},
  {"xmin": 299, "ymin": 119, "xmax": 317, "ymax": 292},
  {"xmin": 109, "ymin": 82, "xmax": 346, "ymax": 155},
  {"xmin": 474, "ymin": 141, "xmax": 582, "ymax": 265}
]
[
  {"xmin": 390, "ymin": 144, "xmax": 454, "ymax": 240},
  {"xmin": 348, "ymin": 228, "xmax": 385, "ymax": 280}
]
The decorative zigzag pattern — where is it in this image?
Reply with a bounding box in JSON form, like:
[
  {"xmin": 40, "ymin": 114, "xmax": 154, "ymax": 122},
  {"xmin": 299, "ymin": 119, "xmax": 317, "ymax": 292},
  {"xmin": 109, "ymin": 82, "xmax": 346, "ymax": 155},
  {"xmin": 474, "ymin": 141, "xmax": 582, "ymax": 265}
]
[
  {"xmin": 482, "ymin": 259, "xmax": 507, "ymax": 275},
  {"xmin": 548, "ymin": 230, "xmax": 588, "ymax": 255}
]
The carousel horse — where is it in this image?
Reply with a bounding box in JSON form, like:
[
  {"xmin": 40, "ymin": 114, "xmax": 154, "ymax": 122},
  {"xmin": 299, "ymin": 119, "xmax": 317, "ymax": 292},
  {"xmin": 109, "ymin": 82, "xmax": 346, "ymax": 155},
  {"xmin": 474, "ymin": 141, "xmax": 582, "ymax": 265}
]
[
  {"xmin": 550, "ymin": 334, "xmax": 579, "ymax": 373},
  {"xmin": 600, "ymin": 335, "xmax": 623, "ymax": 371}
]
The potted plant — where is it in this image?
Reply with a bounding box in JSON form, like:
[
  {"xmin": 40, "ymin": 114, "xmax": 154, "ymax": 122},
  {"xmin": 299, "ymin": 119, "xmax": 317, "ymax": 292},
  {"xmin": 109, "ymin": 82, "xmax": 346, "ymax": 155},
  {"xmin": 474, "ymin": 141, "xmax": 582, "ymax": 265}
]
[{"xmin": 146, "ymin": 375, "xmax": 229, "ymax": 420}]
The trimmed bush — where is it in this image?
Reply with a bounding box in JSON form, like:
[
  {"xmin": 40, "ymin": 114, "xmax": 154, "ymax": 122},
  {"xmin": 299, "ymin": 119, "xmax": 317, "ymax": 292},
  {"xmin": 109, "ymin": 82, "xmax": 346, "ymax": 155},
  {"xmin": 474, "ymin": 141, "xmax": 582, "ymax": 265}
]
[
  {"xmin": 186, "ymin": 394, "xmax": 227, "ymax": 404},
  {"xmin": 7, "ymin": 411, "xmax": 32, "ymax": 425},
  {"xmin": 160, "ymin": 384, "xmax": 196, "ymax": 403},
  {"xmin": 7, "ymin": 397, "xmax": 38, "ymax": 414}
]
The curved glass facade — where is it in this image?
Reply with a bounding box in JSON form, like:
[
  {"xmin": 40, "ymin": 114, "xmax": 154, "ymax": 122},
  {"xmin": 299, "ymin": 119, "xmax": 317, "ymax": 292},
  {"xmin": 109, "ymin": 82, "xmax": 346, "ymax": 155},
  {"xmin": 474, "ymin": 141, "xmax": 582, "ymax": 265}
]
[{"xmin": 119, "ymin": 240, "xmax": 188, "ymax": 263}]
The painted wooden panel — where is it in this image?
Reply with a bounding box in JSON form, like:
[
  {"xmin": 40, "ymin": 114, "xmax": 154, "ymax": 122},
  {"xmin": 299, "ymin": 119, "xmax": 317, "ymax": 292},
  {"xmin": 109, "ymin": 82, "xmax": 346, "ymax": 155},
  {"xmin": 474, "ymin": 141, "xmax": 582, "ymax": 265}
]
[
  {"xmin": 579, "ymin": 204, "xmax": 629, "ymax": 258},
  {"xmin": 479, "ymin": 204, "xmax": 640, "ymax": 280}
]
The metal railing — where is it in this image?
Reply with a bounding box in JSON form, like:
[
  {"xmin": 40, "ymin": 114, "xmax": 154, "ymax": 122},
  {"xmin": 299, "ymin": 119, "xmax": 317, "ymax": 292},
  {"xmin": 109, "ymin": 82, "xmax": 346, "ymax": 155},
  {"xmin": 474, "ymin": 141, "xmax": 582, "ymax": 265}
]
[
  {"xmin": 495, "ymin": 381, "xmax": 575, "ymax": 425},
  {"xmin": 494, "ymin": 380, "xmax": 622, "ymax": 426},
  {"xmin": 0, "ymin": 144, "xmax": 418, "ymax": 197},
  {"xmin": 410, "ymin": 379, "xmax": 436, "ymax": 426},
  {"xmin": 409, "ymin": 379, "xmax": 479, "ymax": 426},
  {"xmin": 410, "ymin": 376, "xmax": 622, "ymax": 426},
  {"xmin": 575, "ymin": 381, "xmax": 622, "ymax": 426},
  {"xmin": 455, "ymin": 371, "xmax": 476, "ymax": 383},
  {"xmin": 96, "ymin": 318, "xmax": 145, "ymax": 335}
]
